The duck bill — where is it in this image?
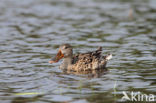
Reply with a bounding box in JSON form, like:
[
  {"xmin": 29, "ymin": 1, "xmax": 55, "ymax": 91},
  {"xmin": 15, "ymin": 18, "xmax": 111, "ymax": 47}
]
[{"xmin": 49, "ymin": 50, "xmax": 64, "ymax": 64}]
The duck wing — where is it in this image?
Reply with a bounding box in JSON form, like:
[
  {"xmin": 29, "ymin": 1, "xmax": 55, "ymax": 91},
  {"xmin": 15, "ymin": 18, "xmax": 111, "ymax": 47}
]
[{"xmin": 72, "ymin": 46, "xmax": 102, "ymax": 64}]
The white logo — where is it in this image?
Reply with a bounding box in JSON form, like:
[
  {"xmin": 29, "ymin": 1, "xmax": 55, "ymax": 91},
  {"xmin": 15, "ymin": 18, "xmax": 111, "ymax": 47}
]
[
  {"xmin": 122, "ymin": 91, "xmax": 155, "ymax": 102},
  {"xmin": 122, "ymin": 91, "xmax": 130, "ymax": 100}
]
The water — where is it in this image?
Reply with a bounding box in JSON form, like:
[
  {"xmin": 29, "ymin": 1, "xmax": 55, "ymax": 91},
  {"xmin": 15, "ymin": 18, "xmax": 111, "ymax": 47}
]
[{"xmin": 0, "ymin": 0, "xmax": 156, "ymax": 103}]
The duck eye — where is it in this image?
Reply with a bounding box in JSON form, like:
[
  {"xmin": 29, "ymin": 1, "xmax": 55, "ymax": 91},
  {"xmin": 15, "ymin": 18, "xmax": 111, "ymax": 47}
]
[
  {"xmin": 65, "ymin": 46, "xmax": 68, "ymax": 49},
  {"xmin": 63, "ymin": 46, "xmax": 68, "ymax": 49}
]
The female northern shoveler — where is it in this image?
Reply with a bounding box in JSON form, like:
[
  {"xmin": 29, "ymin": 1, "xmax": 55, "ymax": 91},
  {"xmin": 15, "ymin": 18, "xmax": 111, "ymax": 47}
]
[{"xmin": 49, "ymin": 44, "xmax": 112, "ymax": 71}]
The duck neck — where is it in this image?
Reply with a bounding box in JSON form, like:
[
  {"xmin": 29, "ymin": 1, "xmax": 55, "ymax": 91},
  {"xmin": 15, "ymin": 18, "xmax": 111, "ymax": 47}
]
[{"xmin": 62, "ymin": 56, "xmax": 72, "ymax": 68}]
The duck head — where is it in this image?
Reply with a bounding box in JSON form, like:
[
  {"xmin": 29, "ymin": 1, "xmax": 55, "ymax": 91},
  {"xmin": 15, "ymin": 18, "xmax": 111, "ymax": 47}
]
[{"xmin": 49, "ymin": 44, "xmax": 73, "ymax": 63}]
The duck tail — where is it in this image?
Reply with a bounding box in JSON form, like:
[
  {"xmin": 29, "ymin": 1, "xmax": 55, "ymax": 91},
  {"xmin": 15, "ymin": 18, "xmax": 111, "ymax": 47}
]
[{"xmin": 105, "ymin": 54, "xmax": 112, "ymax": 61}]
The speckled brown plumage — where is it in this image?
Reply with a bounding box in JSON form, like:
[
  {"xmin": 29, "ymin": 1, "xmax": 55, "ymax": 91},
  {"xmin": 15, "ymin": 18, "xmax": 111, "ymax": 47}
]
[{"xmin": 49, "ymin": 44, "xmax": 112, "ymax": 71}]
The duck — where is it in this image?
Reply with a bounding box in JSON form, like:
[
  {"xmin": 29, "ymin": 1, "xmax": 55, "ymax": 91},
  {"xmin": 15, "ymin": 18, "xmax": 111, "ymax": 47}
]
[{"xmin": 49, "ymin": 44, "xmax": 112, "ymax": 71}]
